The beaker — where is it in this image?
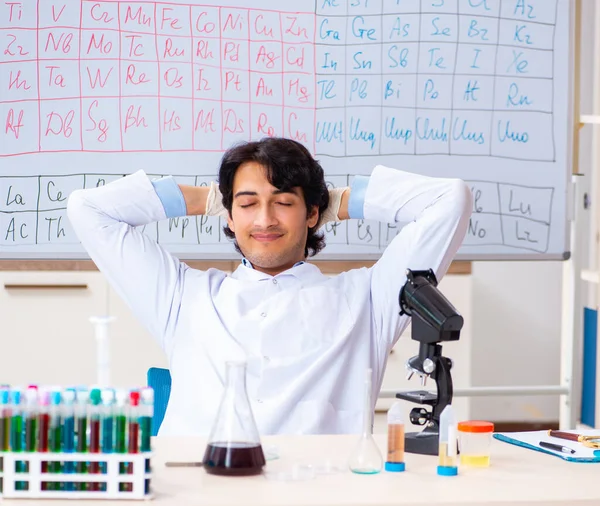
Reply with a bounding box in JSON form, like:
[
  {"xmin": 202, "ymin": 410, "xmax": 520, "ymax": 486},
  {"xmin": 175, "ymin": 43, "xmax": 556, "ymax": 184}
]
[{"xmin": 202, "ymin": 360, "xmax": 266, "ymax": 476}]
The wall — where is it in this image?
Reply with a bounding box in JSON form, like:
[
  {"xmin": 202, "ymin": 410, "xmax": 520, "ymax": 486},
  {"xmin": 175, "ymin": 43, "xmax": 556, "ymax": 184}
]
[
  {"xmin": 469, "ymin": 261, "xmax": 563, "ymax": 422},
  {"xmin": 468, "ymin": 0, "xmax": 597, "ymax": 425}
]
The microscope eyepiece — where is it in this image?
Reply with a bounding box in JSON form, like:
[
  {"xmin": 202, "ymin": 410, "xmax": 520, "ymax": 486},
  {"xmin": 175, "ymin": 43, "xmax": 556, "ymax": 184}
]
[{"xmin": 399, "ymin": 269, "xmax": 463, "ymax": 342}]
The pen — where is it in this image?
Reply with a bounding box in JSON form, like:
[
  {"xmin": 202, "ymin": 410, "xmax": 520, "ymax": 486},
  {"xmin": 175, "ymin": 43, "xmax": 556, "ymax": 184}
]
[
  {"xmin": 539, "ymin": 441, "xmax": 576, "ymax": 454},
  {"xmin": 165, "ymin": 461, "xmax": 203, "ymax": 467}
]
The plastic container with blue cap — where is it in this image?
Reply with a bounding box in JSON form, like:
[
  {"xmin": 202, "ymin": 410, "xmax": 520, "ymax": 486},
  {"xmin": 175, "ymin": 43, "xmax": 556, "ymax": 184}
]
[
  {"xmin": 437, "ymin": 405, "xmax": 458, "ymax": 476},
  {"xmin": 385, "ymin": 401, "xmax": 406, "ymax": 472}
]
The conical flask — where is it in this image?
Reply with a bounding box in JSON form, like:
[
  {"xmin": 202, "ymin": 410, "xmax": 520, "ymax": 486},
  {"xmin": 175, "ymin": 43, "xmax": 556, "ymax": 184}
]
[
  {"xmin": 202, "ymin": 360, "xmax": 266, "ymax": 476},
  {"xmin": 348, "ymin": 368, "xmax": 383, "ymax": 474}
]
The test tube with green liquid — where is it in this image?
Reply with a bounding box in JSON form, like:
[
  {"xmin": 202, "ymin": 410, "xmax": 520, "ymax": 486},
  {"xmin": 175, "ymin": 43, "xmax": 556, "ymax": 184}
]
[
  {"xmin": 139, "ymin": 388, "xmax": 153, "ymax": 453},
  {"xmin": 140, "ymin": 388, "xmax": 153, "ymax": 494},
  {"xmin": 101, "ymin": 389, "xmax": 115, "ymax": 455},
  {"xmin": 24, "ymin": 387, "xmax": 38, "ymax": 489},
  {"xmin": 114, "ymin": 389, "xmax": 128, "ymax": 491},
  {"xmin": 10, "ymin": 389, "xmax": 26, "ymax": 491},
  {"xmin": 0, "ymin": 387, "xmax": 11, "ymax": 493},
  {"xmin": 48, "ymin": 390, "xmax": 62, "ymax": 491},
  {"xmin": 0, "ymin": 387, "xmax": 10, "ymax": 452},
  {"xmin": 24, "ymin": 387, "xmax": 38, "ymax": 453}
]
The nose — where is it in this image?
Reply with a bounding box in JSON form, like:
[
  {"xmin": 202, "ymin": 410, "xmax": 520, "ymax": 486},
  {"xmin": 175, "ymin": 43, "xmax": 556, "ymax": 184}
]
[{"xmin": 253, "ymin": 203, "xmax": 278, "ymax": 229}]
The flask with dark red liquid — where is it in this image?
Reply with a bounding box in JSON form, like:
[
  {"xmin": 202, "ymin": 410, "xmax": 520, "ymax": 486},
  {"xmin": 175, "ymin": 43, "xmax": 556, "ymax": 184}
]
[{"xmin": 202, "ymin": 361, "xmax": 265, "ymax": 476}]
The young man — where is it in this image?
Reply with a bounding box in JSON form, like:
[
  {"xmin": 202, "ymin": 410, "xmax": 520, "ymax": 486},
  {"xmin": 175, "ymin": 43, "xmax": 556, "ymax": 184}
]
[{"xmin": 67, "ymin": 137, "xmax": 472, "ymax": 436}]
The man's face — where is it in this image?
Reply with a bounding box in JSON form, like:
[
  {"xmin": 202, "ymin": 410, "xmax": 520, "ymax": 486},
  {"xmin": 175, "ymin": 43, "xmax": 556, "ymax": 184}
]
[{"xmin": 227, "ymin": 161, "xmax": 319, "ymax": 275}]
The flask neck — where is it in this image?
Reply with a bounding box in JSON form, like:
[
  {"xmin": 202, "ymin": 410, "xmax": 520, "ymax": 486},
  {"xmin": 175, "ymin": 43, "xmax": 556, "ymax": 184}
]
[
  {"xmin": 224, "ymin": 361, "xmax": 248, "ymax": 392},
  {"xmin": 362, "ymin": 376, "xmax": 373, "ymax": 437}
]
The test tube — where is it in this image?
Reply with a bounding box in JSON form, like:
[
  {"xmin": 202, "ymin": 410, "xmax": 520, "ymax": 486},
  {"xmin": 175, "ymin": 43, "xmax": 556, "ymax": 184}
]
[
  {"xmin": 62, "ymin": 388, "xmax": 76, "ymax": 491},
  {"xmin": 384, "ymin": 401, "xmax": 405, "ymax": 472},
  {"xmin": 24, "ymin": 387, "xmax": 38, "ymax": 454},
  {"xmin": 101, "ymin": 388, "xmax": 115, "ymax": 454},
  {"xmin": 140, "ymin": 387, "xmax": 153, "ymax": 493},
  {"xmin": 0, "ymin": 386, "xmax": 10, "ymax": 453},
  {"xmin": 100, "ymin": 388, "xmax": 115, "ymax": 491},
  {"xmin": 139, "ymin": 388, "xmax": 153, "ymax": 453},
  {"xmin": 37, "ymin": 390, "xmax": 50, "ymax": 490},
  {"xmin": 48, "ymin": 390, "xmax": 62, "ymax": 491},
  {"xmin": 0, "ymin": 387, "xmax": 11, "ymax": 493},
  {"xmin": 127, "ymin": 391, "xmax": 140, "ymax": 453},
  {"xmin": 125, "ymin": 391, "xmax": 141, "ymax": 492},
  {"xmin": 75, "ymin": 388, "xmax": 89, "ymax": 491},
  {"xmin": 17, "ymin": 387, "xmax": 38, "ymax": 491},
  {"xmin": 437, "ymin": 405, "xmax": 458, "ymax": 476},
  {"xmin": 89, "ymin": 388, "xmax": 102, "ymax": 491},
  {"xmin": 10, "ymin": 388, "xmax": 26, "ymax": 491},
  {"xmin": 114, "ymin": 389, "xmax": 128, "ymax": 491}
]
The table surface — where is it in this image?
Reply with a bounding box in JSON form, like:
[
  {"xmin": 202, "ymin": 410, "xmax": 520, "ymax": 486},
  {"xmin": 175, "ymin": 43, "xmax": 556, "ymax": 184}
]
[{"xmin": 3, "ymin": 434, "xmax": 599, "ymax": 506}]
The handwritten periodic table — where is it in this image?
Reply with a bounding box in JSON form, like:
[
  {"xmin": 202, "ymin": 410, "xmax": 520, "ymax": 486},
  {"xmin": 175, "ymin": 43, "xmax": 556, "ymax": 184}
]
[{"xmin": 0, "ymin": 0, "xmax": 573, "ymax": 259}]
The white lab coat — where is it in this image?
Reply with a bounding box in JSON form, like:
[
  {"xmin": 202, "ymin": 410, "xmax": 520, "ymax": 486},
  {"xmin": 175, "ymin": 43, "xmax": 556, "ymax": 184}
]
[{"xmin": 67, "ymin": 165, "xmax": 472, "ymax": 436}]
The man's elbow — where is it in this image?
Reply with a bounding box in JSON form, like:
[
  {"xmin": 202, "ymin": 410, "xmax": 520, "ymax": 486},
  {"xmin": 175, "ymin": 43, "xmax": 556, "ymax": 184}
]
[
  {"xmin": 66, "ymin": 189, "xmax": 87, "ymax": 233},
  {"xmin": 448, "ymin": 179, "xmax": 473, "ymax": 223}
]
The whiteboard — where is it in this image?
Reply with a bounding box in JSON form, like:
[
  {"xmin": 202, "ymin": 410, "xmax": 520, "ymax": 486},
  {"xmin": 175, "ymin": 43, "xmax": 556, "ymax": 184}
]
[{"xmin": 0, "ymin": 0, "xmax": 574, "ymax": 260}]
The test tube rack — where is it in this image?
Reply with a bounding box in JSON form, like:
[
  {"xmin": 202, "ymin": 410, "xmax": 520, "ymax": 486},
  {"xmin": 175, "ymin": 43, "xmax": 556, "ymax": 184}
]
[{"xmin": 0, "ymin": 451, "xmax": 153, "ymax": 500}]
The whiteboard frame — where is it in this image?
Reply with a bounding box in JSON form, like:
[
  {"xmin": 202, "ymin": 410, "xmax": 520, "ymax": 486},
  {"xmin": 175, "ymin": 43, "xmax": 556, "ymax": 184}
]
[{"xmin": 0, "ymin": 0, "xmax": 576, "ymax": 262}]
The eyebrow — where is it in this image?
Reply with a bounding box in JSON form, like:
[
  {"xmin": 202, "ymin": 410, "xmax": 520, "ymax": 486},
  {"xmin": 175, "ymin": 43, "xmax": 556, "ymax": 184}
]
[{"xmin": 234, "ymin": 188, "xmax": 300, "ymax": 199}]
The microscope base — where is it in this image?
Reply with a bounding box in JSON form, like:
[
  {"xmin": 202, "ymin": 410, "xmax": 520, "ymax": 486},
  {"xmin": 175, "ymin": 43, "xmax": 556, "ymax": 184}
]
[{"xmin": 404, "ymin": 430, "xmax": 440, "ymax": 456}]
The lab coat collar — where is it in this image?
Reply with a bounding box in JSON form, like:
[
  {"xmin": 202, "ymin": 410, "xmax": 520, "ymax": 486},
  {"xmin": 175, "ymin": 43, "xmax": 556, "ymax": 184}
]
[{"xmin": 231, "ymin": 259, "xmax": 326, "ymax": 285}]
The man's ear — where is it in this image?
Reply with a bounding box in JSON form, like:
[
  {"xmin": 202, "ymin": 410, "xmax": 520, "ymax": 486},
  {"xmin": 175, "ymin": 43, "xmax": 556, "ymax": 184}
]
[
  {"xmin": 307, "ymin": 205, "xmax": 319, "ymax": 228},
  {"xmin": 227, "ymin": 211, "xmax": 235, "ymax": 232}
]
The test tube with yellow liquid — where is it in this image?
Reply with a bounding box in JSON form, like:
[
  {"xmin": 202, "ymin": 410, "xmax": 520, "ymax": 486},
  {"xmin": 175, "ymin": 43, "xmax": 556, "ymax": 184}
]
[{"xmin": 437, "ymin": 405, "xmax": 458, "ymax": 476}]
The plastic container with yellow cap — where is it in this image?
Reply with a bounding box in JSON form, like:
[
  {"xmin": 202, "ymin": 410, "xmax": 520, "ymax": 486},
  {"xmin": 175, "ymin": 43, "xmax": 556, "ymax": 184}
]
[{"xmin": 457, "ymin": 421, "xmax": 495, "ymax": 467}]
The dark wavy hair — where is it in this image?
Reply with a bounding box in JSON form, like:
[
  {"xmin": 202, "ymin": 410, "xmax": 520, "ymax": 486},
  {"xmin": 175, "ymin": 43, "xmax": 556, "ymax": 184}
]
[{"xmin": 219, "ymin": 137, "xmax": 329, "ymax": 258}]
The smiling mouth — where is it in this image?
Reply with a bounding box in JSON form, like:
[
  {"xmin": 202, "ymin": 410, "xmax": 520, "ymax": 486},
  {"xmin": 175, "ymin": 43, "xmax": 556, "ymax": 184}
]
[{"xmin": 251, "ymin": 233, "xmax": 283, "ymax": 242}]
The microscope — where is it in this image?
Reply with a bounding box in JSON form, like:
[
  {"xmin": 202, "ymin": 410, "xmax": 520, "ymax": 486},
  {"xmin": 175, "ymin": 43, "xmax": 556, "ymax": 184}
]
[{"xmin": 395, "ymin": 269, "xmax": 463, "ymax": 456}]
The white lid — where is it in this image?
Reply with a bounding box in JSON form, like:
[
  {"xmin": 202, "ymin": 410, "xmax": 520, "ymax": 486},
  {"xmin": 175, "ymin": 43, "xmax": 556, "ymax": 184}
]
[
  {"xmin": 101, "ymin": 388, "xmax": 115, "ymax": 405},
  {"xmin": 115, "ymin": 388, "xmax": 128, "ymax": 406},
  {"xmin": 387, "ymin": 401, "xmax": 404, "ymax": 424}
]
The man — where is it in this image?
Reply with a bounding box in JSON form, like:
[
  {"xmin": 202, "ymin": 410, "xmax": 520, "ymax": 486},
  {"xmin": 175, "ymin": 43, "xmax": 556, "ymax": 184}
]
[{"xmin": 67, "ymin": 137, "xmax": 472, "ymax": 436}]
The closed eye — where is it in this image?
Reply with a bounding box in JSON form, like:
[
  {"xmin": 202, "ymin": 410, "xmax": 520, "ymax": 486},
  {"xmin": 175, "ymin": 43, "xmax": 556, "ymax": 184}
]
[
  {"xmin": 239, "ymin": 203, "xmax": 255, "ymax": 208},
  {"xmin": 276, "ymin": 202, "xmax": 292, "ymax": 206}
]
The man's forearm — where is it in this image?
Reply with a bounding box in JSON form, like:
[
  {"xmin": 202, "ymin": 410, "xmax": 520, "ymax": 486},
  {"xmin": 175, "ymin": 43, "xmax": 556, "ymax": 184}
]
[
  {"xmin": 337, "ymin": 188, "xmax": 351, "ymax": 221},
  {"xmin": 178, "ymin": 185, "xmax": 210, "ymax": 216}
]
